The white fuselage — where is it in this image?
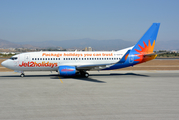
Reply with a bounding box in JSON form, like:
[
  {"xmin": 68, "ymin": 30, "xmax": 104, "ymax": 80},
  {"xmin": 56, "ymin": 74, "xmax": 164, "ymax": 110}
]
[{"xmin": 1, "ymin": 47, "xmax": 132, "ymax": 72}]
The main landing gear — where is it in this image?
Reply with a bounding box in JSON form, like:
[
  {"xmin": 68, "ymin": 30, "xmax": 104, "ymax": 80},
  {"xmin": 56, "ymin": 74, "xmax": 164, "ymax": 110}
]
[{"xmin": 79, "ymin": 71, "xmax": 89, "ymax": 78}]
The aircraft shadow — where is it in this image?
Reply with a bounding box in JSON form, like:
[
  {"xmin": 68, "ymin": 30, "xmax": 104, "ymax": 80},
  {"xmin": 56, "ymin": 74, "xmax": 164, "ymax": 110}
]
[
  {"xmin": 0, "ymin": 74, "xmax": 105, "ymax": 83},
  {"xmin": 0, "ymin": 72, "xmax": 149, "ymax": 83},
  {"xmin": 51, "ymin": 75, "xmax": 106, "ymax": 83},
  {"xmin": 90, "ymin": 73, "xmax": 149, "ymax": 77},
  {"xmin": 0, "ymin": 74, "xmax": 55, "ymax": 78}
]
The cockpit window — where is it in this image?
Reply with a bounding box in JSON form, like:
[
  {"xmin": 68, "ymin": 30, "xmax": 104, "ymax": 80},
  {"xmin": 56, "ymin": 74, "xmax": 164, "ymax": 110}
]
[{"xmin": 9, "ymin": 57, "xmax": 18, "ymax": 60}]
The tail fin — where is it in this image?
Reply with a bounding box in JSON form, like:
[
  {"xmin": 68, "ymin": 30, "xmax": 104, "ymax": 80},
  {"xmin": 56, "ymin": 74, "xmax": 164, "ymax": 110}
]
[
  {"xmin": 129, "ymin": 23, "xmax": 160, "ymax": 64},
  {"xmin": 131, "ymin": 23, "xmax": 160, "ymax": 54}
]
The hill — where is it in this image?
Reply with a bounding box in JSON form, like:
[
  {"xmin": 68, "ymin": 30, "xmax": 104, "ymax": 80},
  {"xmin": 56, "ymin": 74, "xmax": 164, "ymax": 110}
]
[
  {"xmin": 16, "ymin": 38, "xmax": 135, "ymax": 50},
  {"xmin": 0, "ymin": 39, "xmax": 37, "ymax": 49},
  {"xmin": 1, "ymin": 38, "xmax": 179, "ymax": 51}
]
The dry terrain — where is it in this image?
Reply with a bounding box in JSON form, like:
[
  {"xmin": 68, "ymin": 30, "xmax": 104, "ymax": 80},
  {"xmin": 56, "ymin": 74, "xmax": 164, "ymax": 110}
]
[
  {"xmin": 119, "ymin": 59, "xmax": 179, "ymax": 70},
  {"xmin": 0, "ymin": 59, "xmax": 179, "ymax": 72}
]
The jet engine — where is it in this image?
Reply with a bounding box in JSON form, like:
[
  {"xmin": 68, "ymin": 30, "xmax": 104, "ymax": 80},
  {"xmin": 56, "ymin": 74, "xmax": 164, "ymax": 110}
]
[{"xmin": 58, "ymin": 66, "xmax": 76, "ymax": 76}]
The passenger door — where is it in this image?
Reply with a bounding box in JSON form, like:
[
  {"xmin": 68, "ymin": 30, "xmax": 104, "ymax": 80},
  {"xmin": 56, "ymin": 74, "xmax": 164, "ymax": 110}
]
[{"xmin": 24, "ymin": 54, "xmax": 30, "ymax": 63}]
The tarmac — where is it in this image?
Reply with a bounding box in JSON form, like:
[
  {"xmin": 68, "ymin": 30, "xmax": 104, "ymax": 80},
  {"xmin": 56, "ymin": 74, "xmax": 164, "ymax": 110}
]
[{"xmin": 0, "ymin": 70, "xmax": 179, "ymax": 120}]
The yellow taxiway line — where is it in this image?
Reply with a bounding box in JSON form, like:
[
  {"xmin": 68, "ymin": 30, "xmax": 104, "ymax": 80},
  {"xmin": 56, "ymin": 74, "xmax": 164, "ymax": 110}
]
[{"xmin": 58, "ymin": 76, "xmax": 63, "ymax": 83}]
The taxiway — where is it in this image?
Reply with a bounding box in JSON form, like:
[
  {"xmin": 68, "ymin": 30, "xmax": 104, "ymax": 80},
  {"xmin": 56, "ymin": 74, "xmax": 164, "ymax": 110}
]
[{"xmin": 0, "ymin": 71, "xmax": 179, "ymax": 120}]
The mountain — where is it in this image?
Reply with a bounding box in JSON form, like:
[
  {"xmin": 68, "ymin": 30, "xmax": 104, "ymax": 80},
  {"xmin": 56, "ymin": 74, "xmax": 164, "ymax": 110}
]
[
  {"xmin": 155, "ymin": 40, "xmax": 179, "ymax": 50},
  {"xmin": 1, "ymin": 38, "xmax": 179, "ymax": 50},
  {"xmin": 0, "ymin": 39, "xmax": 21, "ymax": 48},
  {"xmin": 16, "ymin": 38, "xmax": 135, "ymax": 50},
  {"xmin": 0, "ymin": 39, "xmax": 37, "ymax": 49}
]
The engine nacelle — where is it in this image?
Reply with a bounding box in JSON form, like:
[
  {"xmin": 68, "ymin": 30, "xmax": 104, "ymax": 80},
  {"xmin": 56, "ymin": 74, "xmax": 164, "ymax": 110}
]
[{"xmin": 58, "ymin": 66, "xmax": 76, "ymax": 76}]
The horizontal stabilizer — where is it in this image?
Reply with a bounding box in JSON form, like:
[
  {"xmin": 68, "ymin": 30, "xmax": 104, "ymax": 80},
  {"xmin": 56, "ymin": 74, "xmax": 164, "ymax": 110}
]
[{"xmin": 144, "ymin": 51, "xmax": 167, "ymax": 56}]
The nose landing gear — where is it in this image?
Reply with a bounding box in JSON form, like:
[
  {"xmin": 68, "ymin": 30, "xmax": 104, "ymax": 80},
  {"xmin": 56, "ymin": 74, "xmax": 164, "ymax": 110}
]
[{"xmin": 20, "ymin": 73, "xmax": 25, "ymax": 78}]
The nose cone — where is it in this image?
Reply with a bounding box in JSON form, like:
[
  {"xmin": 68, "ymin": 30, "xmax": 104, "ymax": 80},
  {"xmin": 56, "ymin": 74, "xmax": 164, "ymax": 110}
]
[
  {"xmin": 1, "ymin": 60, "xmax": 8, "ymax": 67},
  {"xmin": 1, "ymin": 60, "xmax": 15, "ymax": 70}
]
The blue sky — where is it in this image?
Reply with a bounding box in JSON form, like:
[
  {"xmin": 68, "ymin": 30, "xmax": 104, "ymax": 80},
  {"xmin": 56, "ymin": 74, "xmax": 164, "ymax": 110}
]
[{"xmin": 0, "ymin": 0, "xmax": 179, "ymax": 42}]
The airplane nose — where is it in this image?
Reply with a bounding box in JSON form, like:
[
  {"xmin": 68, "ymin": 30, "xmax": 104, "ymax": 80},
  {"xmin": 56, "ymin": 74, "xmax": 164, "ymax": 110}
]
[
  {"xmin": 1, "ymin": 60, "xmax": 13, "ymax": 69},
  {"xmin": 1, "ymin": 61, "xmax": 4, "ymax": 66},
  {"xmin": 1, "ymin": 61, "xmax": 7, "ymax": 67}
]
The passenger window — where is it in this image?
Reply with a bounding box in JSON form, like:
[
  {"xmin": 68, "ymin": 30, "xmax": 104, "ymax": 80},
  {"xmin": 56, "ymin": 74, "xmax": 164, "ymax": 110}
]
[
  {"xmin": 82, "ymin": 58, "xmax": 83, "ymax": 60},
  {"xmin": 76, "ymin": 58, "xmax": 78, "ymax": 60},
  {"xmin": 79, "ymin": 58, "xmax": 81, "ymax": 60},
  {"xmin": 43, "ymin": 58, "xmax": 45, "ymax": 60},
  {"xmin": 40, "ymin": 58, "xmax": 42, "ymax": 60},
  {"xmin": 59, "ymin": 58, "xmax": 60, "ymax": 60},
  {"xmin": 66, "ymin": 58, "xmax": 68, "ymax": 60},
  {"xmin": 107, "ymin": 58, "xmax": 108, "ymax": 60},
  {"xmin": 73, "ymin": 58, "xmax": 75, "ymax": 60},
  {"xmin": 114, "ymin": 58, "xmax": 116, "ymax": 60},
  {"xmin": 45, "ymin": 58, "xmax": 47, "ymax": 60},
  {"xmin": 104, "ymin": 58, "xmax": 106, "ymax": 60},
  {"xmin": 64, "ymin": 58, "xmax": 65, "ymax": 60},
  {"xmin": 32, "ymin": 58, "xmax": 34, "ymax": 60},
  {"xmin": 56, "ymin": 58, "xmax": 58, "ymax": 60},
  {"xmin": 87, "ymin": 58, "xmax": 89, "ymax": 60},
  {"xmin": 35, "ymin": 58, "xmax": 37, "ymax": 60},
  {"xmin": 48, "ymin": 58, "xmax": 50, "ymax": 60},
  {"xmin": 84, "ymin": 58, "xmax": 86, "ymax": 60},
  {"xmin": 92, "ymin": 58, "xmax": 94, "ymax": 60}
]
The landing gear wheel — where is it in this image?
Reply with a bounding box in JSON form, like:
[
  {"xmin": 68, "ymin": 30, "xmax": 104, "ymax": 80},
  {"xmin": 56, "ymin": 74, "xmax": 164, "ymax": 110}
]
[
  {"xmin": 84, "ymin": 73, "xmax": 89, "ymax": 78},
  {"xmin": 80, "ymin": 71, "xmax": 89, "ymax": 78},
  {"xmin": 20, "ymin": 73, "xmax": 25, "ymax": 78}
]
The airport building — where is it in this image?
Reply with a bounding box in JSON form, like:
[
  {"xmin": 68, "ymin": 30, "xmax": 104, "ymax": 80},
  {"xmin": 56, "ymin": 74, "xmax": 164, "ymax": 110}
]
[{"xmin": 85, "ymin": 47, "xmax": 92, "ymax": 51}]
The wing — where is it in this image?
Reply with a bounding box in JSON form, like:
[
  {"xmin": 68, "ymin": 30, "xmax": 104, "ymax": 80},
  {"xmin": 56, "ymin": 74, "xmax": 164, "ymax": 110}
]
[{"xmin": 76, "ymin": 63, "xmax": 114, "ymax": 70}]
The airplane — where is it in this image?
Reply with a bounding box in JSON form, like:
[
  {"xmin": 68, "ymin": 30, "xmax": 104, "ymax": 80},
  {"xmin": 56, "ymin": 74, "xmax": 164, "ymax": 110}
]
[{"xmin": 1, "ymin": 23, "xmax": 160, "ymax": 78}]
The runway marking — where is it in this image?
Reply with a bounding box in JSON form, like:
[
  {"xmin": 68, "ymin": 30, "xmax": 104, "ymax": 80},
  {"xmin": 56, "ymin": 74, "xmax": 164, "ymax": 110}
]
[{"xmin": 58, "ymin": 76, "xmax": 63, "ymax": 83}]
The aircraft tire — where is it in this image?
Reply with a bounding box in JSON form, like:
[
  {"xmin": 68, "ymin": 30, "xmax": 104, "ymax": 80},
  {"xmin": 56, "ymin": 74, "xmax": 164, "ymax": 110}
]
[
  {"xmin": 84, "ymin": 73, "xmax": 89, "ymax": 78},
  {"xmin": 20, "ymin": 73, "xmax": 25, "ymax": 78},
  {"xmin": 80, "ymin": 71, "xmax": 89, "ymax": 78}
]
